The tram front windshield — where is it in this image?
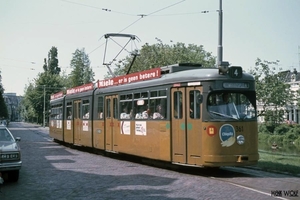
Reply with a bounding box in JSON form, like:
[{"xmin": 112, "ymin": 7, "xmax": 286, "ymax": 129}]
[{"xmin": 207, "ymin": 92, "xmax": 256, "ymax": 120}]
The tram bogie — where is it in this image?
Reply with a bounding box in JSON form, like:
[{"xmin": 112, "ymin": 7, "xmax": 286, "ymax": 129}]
[{"xmin": 49, "ymin": 63, "xmax": 259, "ymax": 168}]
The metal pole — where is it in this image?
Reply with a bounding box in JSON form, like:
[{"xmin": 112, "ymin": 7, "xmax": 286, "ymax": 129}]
[
  {"xmin": 217, "ymin": 0, "xmax": 223, "ymax": 67},
  {"xmin": 43, "ymin": 85, "xmax": 45, "ymax": 128}
]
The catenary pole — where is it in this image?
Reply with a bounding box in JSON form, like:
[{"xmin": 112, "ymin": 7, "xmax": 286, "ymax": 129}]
[{"xmin": 217, "ymin": 0, "xmax": 223, "ymax": 67}]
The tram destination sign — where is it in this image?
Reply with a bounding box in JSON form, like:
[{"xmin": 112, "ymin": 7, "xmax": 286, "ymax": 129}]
[
  {"xmin": 98, "ymin": 68, "xmax": 161, "ymax": 88},
  {"xmin": 223, "ymin": 82, "xmax": 249, "ymax": 89}
]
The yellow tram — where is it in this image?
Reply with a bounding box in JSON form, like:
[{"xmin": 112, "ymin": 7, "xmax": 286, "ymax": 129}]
[{"xmin": 50, "ymin": 63, "xmax": 259, "ymax": 167}]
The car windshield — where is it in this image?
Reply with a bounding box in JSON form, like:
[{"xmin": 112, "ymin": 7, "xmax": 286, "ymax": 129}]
[
  {"xmin": 207, "ymin": 92, "xmax": 256, "ymax": 120},
  {"xmin": 0, "ymin": 129, "xmax": 14, "ymax": 142}
]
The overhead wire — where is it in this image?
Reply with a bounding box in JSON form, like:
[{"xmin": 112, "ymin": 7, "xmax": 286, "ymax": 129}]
[
  {"xmin": 61, "ymin": 0, "xmax": 193, "ymax": 72},
  {"xmin": 146, "ymin": 0, "xmax": 186, "ymax": 16},
  {"xmin": 88, "ymin": 0, "xmax": 187, "ymax": 59},
  {"xmin": 60, "ymin": 0, "xmax": 136, "ymax": 16}
]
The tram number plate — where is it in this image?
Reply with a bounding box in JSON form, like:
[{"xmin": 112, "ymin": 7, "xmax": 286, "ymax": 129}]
[{"xmin": 235, "ymin": 126, "xmax": 244, "ymax": 132}]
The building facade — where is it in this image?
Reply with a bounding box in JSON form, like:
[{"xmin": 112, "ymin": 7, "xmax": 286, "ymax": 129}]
[
  {"xmin": 3, "ymin": 93, "xmax": 23, "ymax": 122},
  {"xmin": 285, "ymin": 70, "xmax": 300, "ymax": 124}
]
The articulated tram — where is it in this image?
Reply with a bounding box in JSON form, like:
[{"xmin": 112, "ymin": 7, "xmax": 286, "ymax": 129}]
[{"xmin": 49, "ymin": 63, "xmax": 259, "ymax": 167}]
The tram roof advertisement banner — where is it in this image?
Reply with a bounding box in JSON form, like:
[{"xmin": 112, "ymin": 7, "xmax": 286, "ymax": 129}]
[
  {"xmin": 66, "ymin": 82, "xmax": 94, "ymax": 95},
  {"xmin": 97, "ymin": 68, "xmax": 161, "ymax": 88},
  {"xmin": 50, "ymin": 91, "xmax": 64, "ymax": 100}
]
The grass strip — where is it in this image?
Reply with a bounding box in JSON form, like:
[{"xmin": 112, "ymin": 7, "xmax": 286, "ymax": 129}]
[{"xmin": 257, "ymin": 150, "xmax": 300, "ymax": 176}]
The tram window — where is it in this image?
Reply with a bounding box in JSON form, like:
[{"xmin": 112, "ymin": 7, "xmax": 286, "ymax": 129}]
[
  {"xmin": 134, "ymin": 91, "xmax": 149, "ymax": 119},
  {"xmin": 74, "ymin": 102, "xmax": 81, "ymax": 119},
  {"xmin": 82, "ymin": 100, "xmax": 90, "ymax": 119},
  {"xmin": 134, "ymin": 93, "xmax": 141, "ymax": 99},
  {"xmin": 57, "ymin": 107, "xmax": 59, "ymax": 119},
  {"xmin": 51, "ymin": 105, "xmax": 59, "ymax": 119},
  {"xmin": 189, "ymin": 90, "xmax": 201, "ymax": 119},
  {"xmin": 120, "ymin": 94, "xmax": 133, "ymax": 119},
  {"xmin": 120, "ymin": 104, "xmax": 132, "ymax": 119},
  {"xmin": 51, "ymin": 104, "xmax": 63, "ymax": 119},
  {"xmin": 151, "ymin": 89, "xmax": 167, "ymax": 98},
  {"xmin": 158, "ymin": 90, "xmax": 167, "ymax": 96},
  {"xmin": 120, "ymin": 94, "xmax": 132, "ymax": 100},
  {"xmin": 97, "ymin": 97, "xmax": 104, "ymax": 119},
  {"xmin": 134, "ymin": 99, "xmax": 149, "ymax": 119},
  {"xmin": 106, "ymin": 99, "xmax": 111, "ymax": 118},
  {"xmin": 173, "ymin": 91, "xmax": 182, "ymax": 119},
  {"xmin": 150, "ymin": 91, "xmax": 157, "ymax": 97},
  {"xmin": 120, "ymin": 95, "xmax": 126, "ymax": 100},
  {"xmin": 113, "ymin": 98, "xmax": 118, "ymax": 118},
  {"xmin": 207, "ymin": 92, "xmax": 256, "ymax": 120},
  {"xmin": 120, "ymin": 99, "xmax": 134, "ymax": 119},
  {"xmin": 66, "ymin": 102, "xmax": 72, "ymax": 119},
  {"xmin": 141, "ymin": 91, "xmax": 148, "ymax": 98},
  {"xmin": 50, "ymin": 107, "xmax": 55, "ymax": 119},
  {"xmin": 151, "ymin": 98, "xmax": 166, "ymax": 119},
  {"xmin": 74, "ymin": 103, "xmax": 77, "ymax": 118},
  {"xmin": 149, "ymin": 89, "xmax": 167, "ymax": 120},
  {"xmin": 50, "ymin": 107, "xmax": 54, "ymax": 119},
  {"xmin": 58, "ymin": 106, "xmax": 63, "ymax": 119}
]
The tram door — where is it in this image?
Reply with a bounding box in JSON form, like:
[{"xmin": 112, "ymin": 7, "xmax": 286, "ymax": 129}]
[
  {"xmin": 105, "ymin": 95, "xmax": 119, "ymax": 152},
  {"xmin": 73, "ymin": 100, "xmax": 81, "ymax": 144},
  {"xmin": 171, "ymin": 86, "xmax": 203, "ymax": 165}
]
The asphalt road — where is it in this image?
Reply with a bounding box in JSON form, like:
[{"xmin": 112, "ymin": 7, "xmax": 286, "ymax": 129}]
[{"xmin": 0, "ymin": 122, "xmax": 296, "ymax": 200}]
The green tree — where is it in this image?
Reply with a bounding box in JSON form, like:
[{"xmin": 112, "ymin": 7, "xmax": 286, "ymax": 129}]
[
  {"xmin": 22, "ymin": 47, "xmax": 65, "ymax": 124},
  {"xmin": 297, "ymin": 86, "xmax": 300, "ymax": 108},
  {"xmin": 69, "ymin": 48, "xmax": 95, "ymax": 87},
  {"xmin": 43, "ymin": 46, "xmax": 61, "ymax": 75},
  {"xmin": 21, "ymin": 83, "xmax": 38, "ymax": 122},
  {"xmin": 0, "ymin": 71, "xmax": 8, "ymax": 119},
  {"xmin": 0, "ymin": 93, "xmax": 8, "ymax": 120},
  {"xmin": 250, "ymin": 58, "xmax": 293, "ymax": 132},
  {"xmin": 109, "ymin": 42, "xmax": 216, "ymax": 77}
]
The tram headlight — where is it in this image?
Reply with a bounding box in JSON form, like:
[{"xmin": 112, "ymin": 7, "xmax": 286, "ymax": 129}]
[{"xmin": 236, "ymin": 135, "xmax": 245, "ymax": 145}]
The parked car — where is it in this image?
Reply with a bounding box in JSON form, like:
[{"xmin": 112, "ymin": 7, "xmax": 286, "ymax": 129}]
[
  {"xmin": 0, "ymin": 125, "xmax": 22, "ymax": 182},
  {"xmin": 0, "ymin": 120, "xmax": 7, "ymax": 127}
]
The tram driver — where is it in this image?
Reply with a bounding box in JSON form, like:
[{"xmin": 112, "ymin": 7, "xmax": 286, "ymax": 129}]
[
  {"xmin": 208, "ymin": 93, "xmax": 236, "ymax": 118},
  {"xmin": 217, "ymin": 93, "xmax": 237, "ymax": 117}
]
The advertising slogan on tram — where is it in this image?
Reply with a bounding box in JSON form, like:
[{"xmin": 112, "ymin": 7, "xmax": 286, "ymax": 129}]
[
  {"xmin": 98, "ymin": 68, "xmax": 161, "ymax": 88},
  {"xmin": 66, "ymin": 82, "xmax": 94, "ymax": 95},
  {"xmin": 50, "ymin": 91, "xmax": 64, "ymax": 100}
]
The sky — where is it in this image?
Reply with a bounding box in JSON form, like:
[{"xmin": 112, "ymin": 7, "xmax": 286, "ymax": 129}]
[{"xmin": 1, "ymin": 0, "xmax": 300, "ymax": 96}]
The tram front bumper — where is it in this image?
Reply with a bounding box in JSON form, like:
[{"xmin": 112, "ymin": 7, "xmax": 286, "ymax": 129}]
[{"xmin": 203, "ymin": 154, "xmax": 259, "ymax": 167}]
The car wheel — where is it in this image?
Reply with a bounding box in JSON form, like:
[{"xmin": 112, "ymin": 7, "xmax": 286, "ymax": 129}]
[{"xmin": 9, "ymin": 170, "xmax": 19, "ymax": 182}]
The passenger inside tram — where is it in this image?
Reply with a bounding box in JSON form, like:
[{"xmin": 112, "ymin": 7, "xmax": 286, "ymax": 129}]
[
  {"xmin": 135, "ymin": 105, "xmax": 149, "ymax": 119},
  {"xmin": 153, "ymin": 104, "xmax": 164, "ymax": 119},
  {"xmin": 120, "ymin": 107, "xmax": 131, "ymax": 119},
  {"xmin": 99, "ymin": 109, "xmax": 103, "ymax": 119}
]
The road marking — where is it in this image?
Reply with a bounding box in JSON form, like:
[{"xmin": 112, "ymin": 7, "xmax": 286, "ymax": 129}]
[{"xmin": 228, "ymin": 182, "xmax": 289, "ymax": 200}]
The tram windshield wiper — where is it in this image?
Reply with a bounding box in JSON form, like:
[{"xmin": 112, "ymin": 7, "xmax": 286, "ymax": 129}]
[{"xmin": 209, "ymin": 111, "xmax": 238, "ymax": 120}]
